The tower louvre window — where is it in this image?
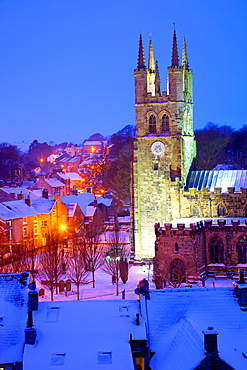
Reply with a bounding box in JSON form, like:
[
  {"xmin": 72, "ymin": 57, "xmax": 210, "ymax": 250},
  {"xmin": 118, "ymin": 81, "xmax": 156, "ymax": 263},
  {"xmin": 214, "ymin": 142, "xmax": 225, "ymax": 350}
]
[
  {"xmin": 161, "ymin": 114, "xmax": 169, "ymax": 132},
  {"xmin": 149, "ymin": 115, "xmax": 156, "ymax": 134}
]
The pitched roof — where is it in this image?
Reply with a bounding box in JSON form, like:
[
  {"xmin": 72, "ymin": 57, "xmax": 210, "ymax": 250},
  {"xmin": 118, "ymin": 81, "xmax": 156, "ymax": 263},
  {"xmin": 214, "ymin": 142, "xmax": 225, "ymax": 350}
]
[
  {"xmin": 0, "ymin": 200, "xmax": 38, "ymax": 220},
  {"xmin": 186, "ymin": 170, "xmax": 247, "ymax": 192},
  {"xmin": 145, "ymin": 287, "xmax": 247, "ymax": 370},
  {"xmin": 0, "ymin": 273, "xmax": 29, "ymax": 364},
  {"xmin": 23, "ymin": 300, "xmax": 146, "ymax": 369},
  {"xmin": 57, "ymin": 172, "xmax": 82, "ymax": 181},
  {"xmin": 1, "ymin": 187, "xmax": 39, "ymax": 199}
]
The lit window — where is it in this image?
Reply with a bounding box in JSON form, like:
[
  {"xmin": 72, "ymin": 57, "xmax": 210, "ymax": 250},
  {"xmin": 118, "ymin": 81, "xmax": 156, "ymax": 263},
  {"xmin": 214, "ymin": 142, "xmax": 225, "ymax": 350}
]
[
  {"xmin": 23, "ymin": 226, "xmax": 28, "ymax": 237},
  {"xmin": 42, "ymin": 220, "xmax": 47, "ymax": 227},
  {"xmin": 135, "ymin": 357, "xmax": 145, "ymax": 370},
  {"xmin": 23, "ymin": 217, "xmax": 27, "ymax": 225}
]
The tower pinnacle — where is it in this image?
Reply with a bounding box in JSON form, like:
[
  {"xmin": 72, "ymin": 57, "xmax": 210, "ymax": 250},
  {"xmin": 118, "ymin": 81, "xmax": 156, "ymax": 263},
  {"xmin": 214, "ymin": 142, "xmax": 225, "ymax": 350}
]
[
  {"xmin": 137, "ymin": 34, "xmax": 146, "ymax": 70},
  {"xmin": 148, "ymin": 39, "xmax": 155, "ymax": 72},
  {"xmin": 182, "ymin": 37, "xmax": 189, "ymax": 69},
  {"xmin": 154, "ymin": 60, "xmax": 161, "ymax": 95},
  {"xmin": 171, "ymin": 29, "xmax": 179, "ymax": 67}
]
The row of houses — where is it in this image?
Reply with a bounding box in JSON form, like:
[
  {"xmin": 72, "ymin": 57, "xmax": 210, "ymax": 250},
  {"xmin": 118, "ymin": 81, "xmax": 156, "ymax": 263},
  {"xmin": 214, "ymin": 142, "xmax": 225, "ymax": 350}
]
[{"xmin": 0, "ymin": 185, "xmax": 113, "ymax": 261}]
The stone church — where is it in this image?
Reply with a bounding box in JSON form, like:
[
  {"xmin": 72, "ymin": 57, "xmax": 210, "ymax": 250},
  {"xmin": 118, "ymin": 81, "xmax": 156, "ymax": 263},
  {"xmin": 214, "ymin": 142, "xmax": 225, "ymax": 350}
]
[{"xmin": 131, "ymin": 30, "xmax": 247, "ymax": 281}]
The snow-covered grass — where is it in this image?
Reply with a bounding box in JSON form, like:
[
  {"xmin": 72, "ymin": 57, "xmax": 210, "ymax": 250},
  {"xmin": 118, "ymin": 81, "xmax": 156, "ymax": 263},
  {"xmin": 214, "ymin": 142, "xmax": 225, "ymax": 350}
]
[{"xmin": 37, "ymin": 263, "xmax": 236, "ymax": 302}]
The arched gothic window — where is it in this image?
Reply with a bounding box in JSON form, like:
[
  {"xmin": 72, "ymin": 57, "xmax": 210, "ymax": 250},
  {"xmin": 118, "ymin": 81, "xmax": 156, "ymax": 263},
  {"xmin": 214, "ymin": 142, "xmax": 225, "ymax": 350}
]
[
  {"xmin": 149, "ymin": 115, "xmax": 156, "ymax": 134},
  {"xmin": 161, "ymin": 114, "xmax": 169, "ymax": 132},
  {"xmin": 192, "ymin": 205, "xmax": 199, "ymax": 217},
  {"xmin": 169, "ymin": 258, "xmax": 185, "ymax": 286},
  {"xmin": 218, "ymin": 205, "xmax": 226, "ymax": 217},
  {"xmin": 209, "ymin": 235, "xmax": 224, "ymax": 263},
  {"xmin": 175, "ymin": 242, "xmax": 179, "ymax": 252},
  {"xmin": 236, "ymin": 236, "xmax": 247, "ymax": 264}
]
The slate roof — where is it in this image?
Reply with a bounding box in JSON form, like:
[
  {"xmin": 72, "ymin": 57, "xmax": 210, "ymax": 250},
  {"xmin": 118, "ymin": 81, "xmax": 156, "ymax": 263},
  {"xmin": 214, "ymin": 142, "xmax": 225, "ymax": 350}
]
[
  {"xmin": 57, "ymin": 172, "xmax": 82, "ymax": 181},
  {"xmin": 185, "ymin": 170, "xmax": 247, "ymax": 192},
  {"xmin": 0, "ymin": 200, "xmax": 38, "ymax": 220},
  {"xmin": 23, "ymin": 300, "xmax": 146, "ymax": 370},
  {"xmin": 0, "ymin": 273, "xmax": 29, "ymax": 364},
  {"xmin": 145, "ymin": 287, "xmax": 247, "ymax": 370},
  {"xmin": 1, "ymin": 187, "xmax": 39, "ymax": 200}
]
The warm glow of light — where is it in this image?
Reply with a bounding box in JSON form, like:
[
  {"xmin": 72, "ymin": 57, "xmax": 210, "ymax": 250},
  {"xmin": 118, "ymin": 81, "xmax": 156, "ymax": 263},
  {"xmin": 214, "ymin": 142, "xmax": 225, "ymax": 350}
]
[
  {"xmin": 91, "ymin": 165, "xmax": 94, "ymax": 169},
  {"xmin": 40, "ymin": 158, "xmax": 44, "ymax": 163},
  {"xmin": 60, "ymin": 165, "xmax": 64, "ymax": 168},
  {"xmin": 90, "ymin": 146, "xmax": 95, "ymax": 153},
  {"xmin": 100, "ymin": 189, "xmax": 104, "ymax": 194},
  {"xmin": 60, "ymin": 225, "xmax": 66, "ymax": 231}
]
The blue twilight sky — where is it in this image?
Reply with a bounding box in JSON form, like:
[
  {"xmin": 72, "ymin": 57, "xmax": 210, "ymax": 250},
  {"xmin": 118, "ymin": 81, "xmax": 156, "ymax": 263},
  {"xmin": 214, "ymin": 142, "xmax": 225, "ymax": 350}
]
[{"xmin": 0, "ymin": 0, "xmax": 247, "ymax": 150}]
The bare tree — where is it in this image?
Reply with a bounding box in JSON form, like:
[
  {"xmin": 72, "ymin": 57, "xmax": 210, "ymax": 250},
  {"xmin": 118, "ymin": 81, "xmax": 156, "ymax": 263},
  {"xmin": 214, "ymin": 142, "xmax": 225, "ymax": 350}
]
[
  {"xmin": 67, "ymin": 236, "xmax": 90, "ymax": 300},
  {"xmin": 37, "ymin": 231, "xmax": 65, "ymax": 301},
  {"xmin": 83, "ymin": 214, "xmax": 105, "ymax": 288},
  {"xmin": 101, "ymin": 227, "xmax": 129, "ymax": 296}
]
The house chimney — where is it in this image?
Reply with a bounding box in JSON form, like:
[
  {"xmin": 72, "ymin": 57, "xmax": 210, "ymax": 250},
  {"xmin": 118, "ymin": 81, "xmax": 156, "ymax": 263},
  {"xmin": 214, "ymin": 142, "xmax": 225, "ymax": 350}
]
[
  {"xmin": 42, "ymin": 188, "xmax": 49, "ymax": 199},
  {"xmin": 25, "ymin": 195, "xmax": 31, "ymax": 207},
  {"xmin": 72, "ymin": 187, "xmax": 78, "ymax": 195},
  {"xmin": 87, "ymin": 187, "xmax": 92, "ymax": 193},
  {"xmin": 203, "ymin": 327, "xmax": 218, "ymax": 354},
  {"xmin": 54, "ymin": 188, "xmax": 60, "ymax": 200},
  {"xmin": 17, "ymin": 192, "xmax": 24, "ymax": 200},
  {"xmin": 237, "ymin": 268, "xmax": 246, "ymax": 284},
  {"xmin": 25, "ymin": 311, "xmax": 36, "ymax": 345},
  {"xmin": 28, "ymin": 281, "xmax": 38, "ymax": 311}
]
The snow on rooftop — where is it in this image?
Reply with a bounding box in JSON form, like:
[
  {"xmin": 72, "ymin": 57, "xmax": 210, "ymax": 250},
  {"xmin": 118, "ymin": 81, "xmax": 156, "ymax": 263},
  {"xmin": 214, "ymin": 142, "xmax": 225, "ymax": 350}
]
[
  {"xmin": 0, "ymin": 273, "xmax": 29, "ymax": 364},
  {"xmin": 58, "ymin": 172, "xmax": 82, "ymax": 181},
  {"xmin": 0, "ymin": 200, "xmax": 38, "ymax": 220},
  {"xmin": 45, "ymin": 178, "xmax": 65, "ymax": 188},
  {"xmin": 146, "ymin": 287, "xmax": 247, "ymax": 370},
  {"xmin": 1, "ymin": 187, "xmax": 39, "ymax": 199},
  {"xmin": 23, "ymin": 299, "xmax": 145, "ymax": 370},
  {"xmin": 169, "ymin": 217, "xmax": 247, "ymax": 228},
  {"xmin": 32, "ymin": 198, "xmax": 56, "ymax": 214}
]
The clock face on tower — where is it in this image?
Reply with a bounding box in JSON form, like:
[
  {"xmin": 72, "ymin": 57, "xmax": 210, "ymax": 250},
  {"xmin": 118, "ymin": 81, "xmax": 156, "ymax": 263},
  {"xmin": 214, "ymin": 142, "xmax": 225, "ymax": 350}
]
[{"xmin": 151, "ymin": 141, "xmax": 165, "ymax": 156}]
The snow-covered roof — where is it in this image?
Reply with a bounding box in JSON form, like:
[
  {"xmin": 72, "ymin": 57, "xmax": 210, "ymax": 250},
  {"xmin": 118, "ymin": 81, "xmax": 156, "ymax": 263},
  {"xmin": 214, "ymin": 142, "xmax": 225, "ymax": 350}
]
[
  {"xmin": 84, "ymin": 141, "xmax": 103, "ymax": 146},
  {"xmin": 60, "ymin": 193, "xmax": 112, "ymax": 217},
  {"xmin": 31, "ymin": 198, "xmax": 57, "ymax": 214},
  {"xmin": 86, "ymin": 205, "xmax": 96, "ymax": 217},
  {"xmin": 57, "ymin": 172, "xmax": 82, "ymax": 181},
  {"xmin": 145, "ymin": 287, "xmax": 247, "ymax": 370},
  {"xmin": 170, "ymin": 217, "xmax": 247, "ymax": 228},
  {"xmin": 45, "ymin": 178, "xmax": 65, "ymax": 188},
  {"xmin": 0, "ymin": 200, "xmax": 39, "ymax": 220},
  {"xmin": 0, "ymin": 273, "xmax": 29, "ymax": 364},
  {"xmin": 23, "ymin": 300, "xmax": 146, "ymax": 370},
  {"xmin": 68, "ymin": 156, "xmax": 81, "ymax": 163},
  {"xmin": 1, "ymin": 187, "xmax": 39, "ymax": 200}
]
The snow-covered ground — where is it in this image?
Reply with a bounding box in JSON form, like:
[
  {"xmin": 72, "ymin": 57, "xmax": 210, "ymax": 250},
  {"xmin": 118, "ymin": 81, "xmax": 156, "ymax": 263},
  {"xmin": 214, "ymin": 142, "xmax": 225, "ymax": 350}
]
[{"xmin": 37, "ymin": 264, "xmax": 236, "ymax": 302}]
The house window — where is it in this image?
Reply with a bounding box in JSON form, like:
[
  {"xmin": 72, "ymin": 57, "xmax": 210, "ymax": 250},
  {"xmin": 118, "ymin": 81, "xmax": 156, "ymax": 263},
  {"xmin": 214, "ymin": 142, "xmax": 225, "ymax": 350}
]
[
  {"xmin": 42, "ymin": 232, "xmax": 47, "ymax": 246},
  {"xmin": 161, "ymin": 114, "xmax": 169, "ymax": 132},
  {"xmin": 52, "ymin": 209, "xmax": 57, "ymax": 217},
  {"xmin": 237, "ymin": 236, "xmax": 247, "ymax": 264},
  {"xmin": 9, "ymin": 229, "xmax": 13, "ymax": 240},
  {"xmin": 135, "ymin": 357, "xmax": 145, "ymax": 370},
  {"xmin": 209, "ymin": 236, "xmax": 224, "ymax": 263},
  {"xmin": 23, "ymin": 217, "xmax": 27, "ymax": 225},
  {"xmin": 149, "ymin": 115, "xmax": 156, "ymax": 134},
  {"xmin": 23, "ymin": 226, "xmax": 28, "ymax": 237},
  {"xmin": 34, "ymin": 224, "xmax": 38, "ymax": 235},
  {"xmin": 42, "ymin": 220, "xmax": 47, "ymax": 227}
]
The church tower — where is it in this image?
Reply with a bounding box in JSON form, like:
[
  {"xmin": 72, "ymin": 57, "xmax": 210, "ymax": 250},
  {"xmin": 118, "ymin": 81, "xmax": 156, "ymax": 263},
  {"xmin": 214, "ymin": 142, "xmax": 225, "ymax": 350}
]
[{"xmin": 132, "ymin": 30, "xmax": 196, "ymax": 259}]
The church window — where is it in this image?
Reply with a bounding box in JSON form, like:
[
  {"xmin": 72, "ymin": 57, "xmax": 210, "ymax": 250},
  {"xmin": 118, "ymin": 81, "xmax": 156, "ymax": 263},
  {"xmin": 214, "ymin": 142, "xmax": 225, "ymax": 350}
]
[
  {"xmin": 153, "ymin": 163, "xmax": 158, "ymax": 171},
  {"xmin": 192, "ymin": 205, "xmax": 199, "ymax": 217},
  {"xmin": 175, "ymin": 242, "xmax": 179, "ymax": 252},
  {"xmin": 161, "ymin": 114, "xmax": 169, "ymax": 132},
  {"xmin": 149, "ymin": 115, "xmax": 156, "ymax": 134},
  {"xmin": 236, "ymin": 236, "xmax": 247, "ymax": 264},
  {"xmin": 209, "ymin": 236, "xmax": 224, "ymax": 263},
  {"xmin": 218, "ymin": 205, "xmax": 226, "ymax": 217},
  {"xmin": 169, "ymin": 258, "xmax": 185, "ymax": 286}
]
